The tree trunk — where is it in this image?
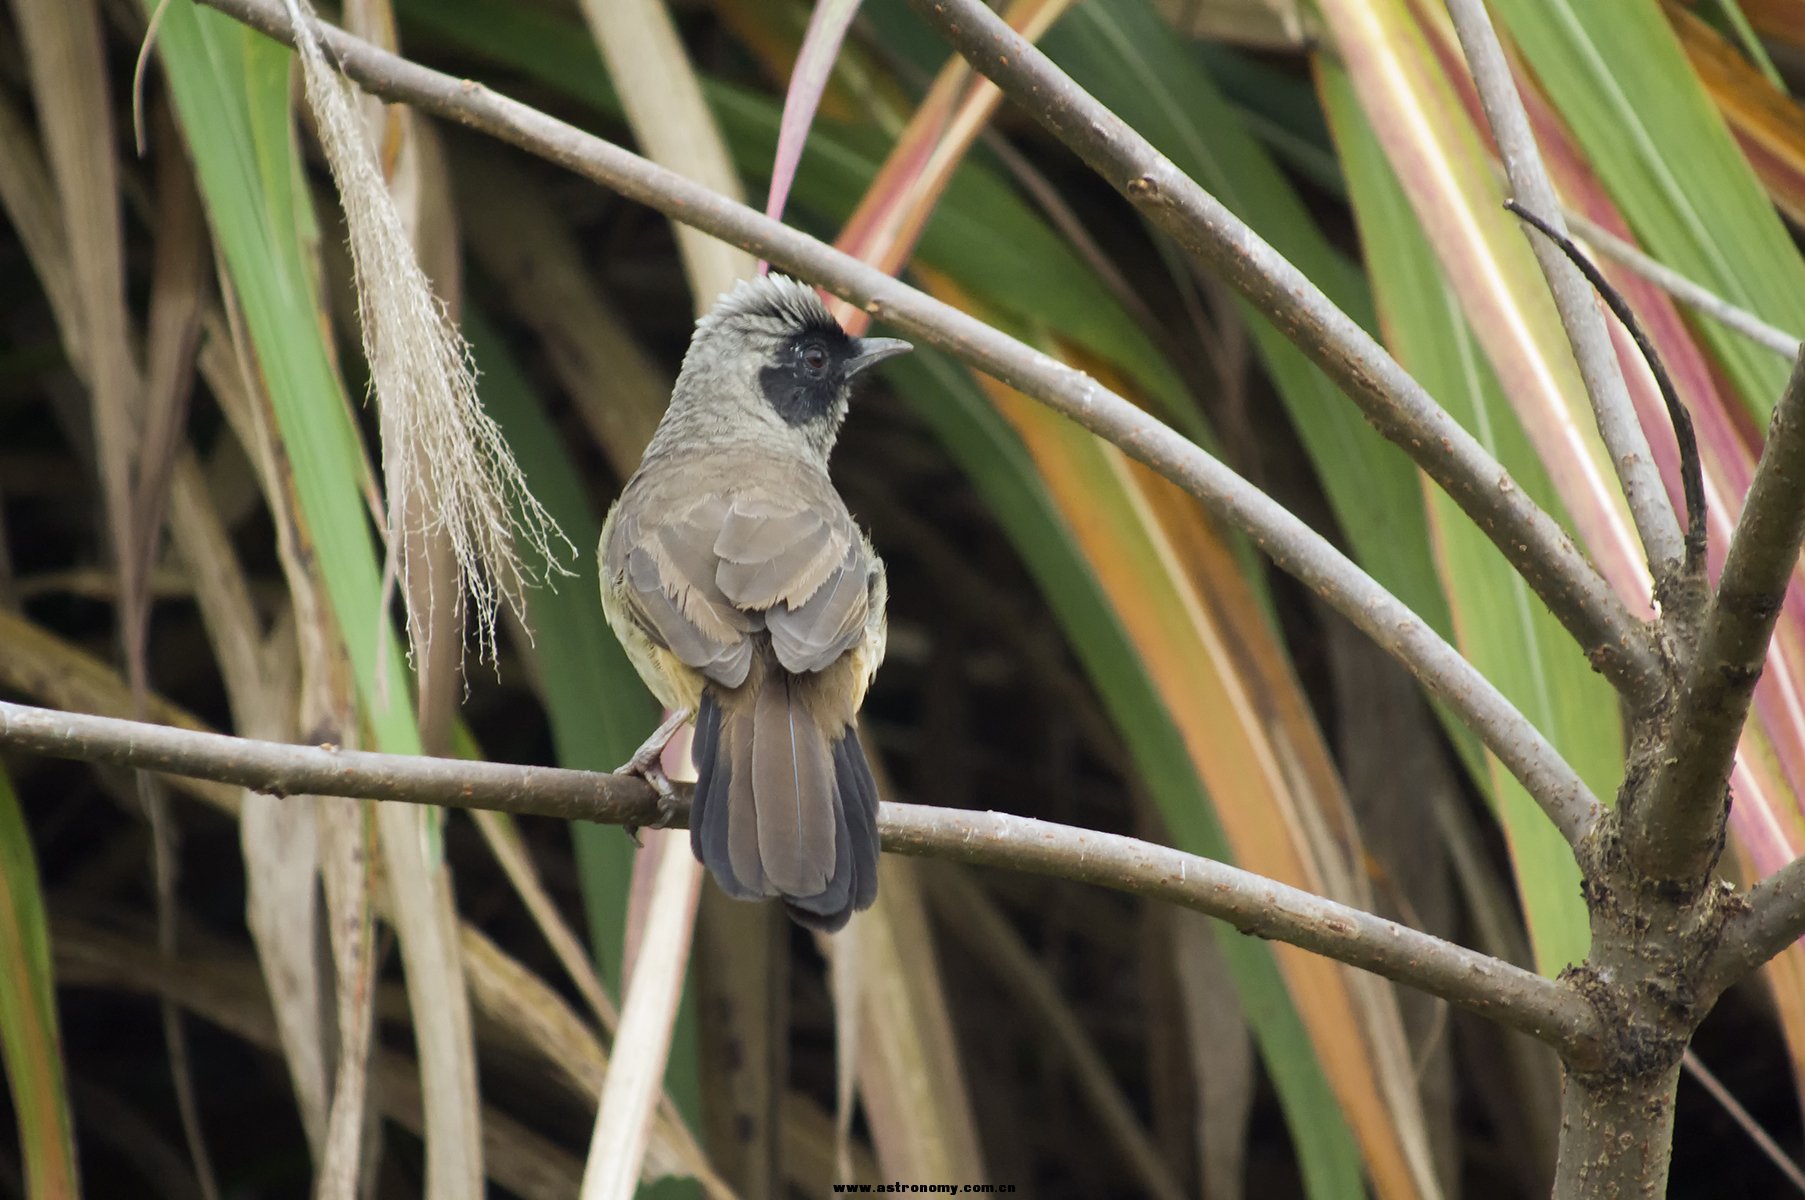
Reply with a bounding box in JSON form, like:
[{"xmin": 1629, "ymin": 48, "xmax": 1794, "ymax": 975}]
[{"xmin": 1552, "ymin": 1060, "xmax": 1682, "ymax": 1199}]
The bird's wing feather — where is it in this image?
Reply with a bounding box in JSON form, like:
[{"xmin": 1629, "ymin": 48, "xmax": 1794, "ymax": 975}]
[
  {"xmin": 765, "ymin": 541, "xmax": 873, "ymax": 674},
  {"xmin": 712, "ymin": 485, "xmax": 874, "ymax": 675},
  {"xmin": 611, "ymin": 494, "xmax": 761, "ymax": 688},
  {"xmin": 714, "ymin": 492, "xmax": 845, "ymax": 610},
  {"xmin": 610, "ymin": 470, "xmax": 877, "ymax": 681}
]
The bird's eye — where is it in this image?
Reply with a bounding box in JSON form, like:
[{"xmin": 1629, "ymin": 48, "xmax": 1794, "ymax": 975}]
[{"xmin": 801, "ymin": 343, "xmax": 830, "ymax": 374}]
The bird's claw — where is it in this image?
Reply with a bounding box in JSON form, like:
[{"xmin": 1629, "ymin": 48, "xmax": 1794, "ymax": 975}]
[
  {"xmin": 649, "ymin": 769, "xmax": 682, "ymax": 828},
  {"xmin": 620, "ymin": 763, "xmax": 679, "ymax": 846},
  {"xmin": 615, "ymin": 707, "xmax": 691, "ymax": 845}
]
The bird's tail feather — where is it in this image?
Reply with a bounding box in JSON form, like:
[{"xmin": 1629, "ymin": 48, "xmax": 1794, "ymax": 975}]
[
  {"xmin": 691, "ymin": 692, "xmax": 758, "ymax": 900},
  {"xmin": 690, "ymin": 683, "xmax": 880, "ymax": 931}
]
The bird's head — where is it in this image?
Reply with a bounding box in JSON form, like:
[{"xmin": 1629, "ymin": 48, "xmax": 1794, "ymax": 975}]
[{"xmin": 667, "ymin": 274, "xmax": 912, "ymax": 459}]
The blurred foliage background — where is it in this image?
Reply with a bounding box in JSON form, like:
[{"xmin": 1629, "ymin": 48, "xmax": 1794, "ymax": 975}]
[{"xmin": 4, "ymin": 0, "xmax": 1805, "ymax": 1196}]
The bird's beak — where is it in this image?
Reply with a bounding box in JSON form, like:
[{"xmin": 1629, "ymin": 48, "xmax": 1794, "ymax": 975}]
[{"xmin": 845, "ymin": 336, "xmax": 913, "ymax": 377}]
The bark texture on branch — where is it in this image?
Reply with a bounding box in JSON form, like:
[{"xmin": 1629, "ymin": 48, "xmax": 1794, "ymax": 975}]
[
  {"xmin": 1551, "ymin": 1061, "xmax": 1682, "ymax": 1198},
  {"xmin": 1632, "ymin": 351, "xmax": 1805, "ymax": 885},
  {"xmin": 1710, "ymin": 852, "xmax": 1805, "ymax": 991},
  {"xmin": 0, "ymin": 697, "xmax": 1606, "ymax": 1061},
  {"xmin": 1445, "ymin": 0, "xmax": 1680, "ymax": 583},
  {"xmin": 186, "ymin": 0, "xmax": 1608, "ymax": 848},
  {"xmin": 902, "ymin": 0, "xmax": 1661, "ymax": 705}
]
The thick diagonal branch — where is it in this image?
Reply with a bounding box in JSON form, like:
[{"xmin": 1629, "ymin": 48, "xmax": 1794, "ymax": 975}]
[
  {"xmin": 190, "ymin": 0, "xmax": 1603, "ymax": 843},
  {"xmin": 902, "ymin": 0, "xmax": 1659, "ymax": 703},
  {"xmin": 1633, "ymin": 352, "xmax": 1805, "ymax": 884},
  {"xmin": 0, "ymin": 698, "xmax": 1606, "ymax": 1064}
]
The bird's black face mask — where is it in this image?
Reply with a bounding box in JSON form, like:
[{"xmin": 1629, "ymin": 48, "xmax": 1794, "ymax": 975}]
[
  {"xmin": 760, "ymin": 329, "xmax": 911, "ymax": 428},
  {"xmin": 760, "ymin": 327, "xmax": 853, "ymax": 427}
]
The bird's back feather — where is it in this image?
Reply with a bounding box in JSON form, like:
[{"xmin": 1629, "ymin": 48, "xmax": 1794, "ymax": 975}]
[{"xmin": 596, "ymin": 293, "xmax": 891, "ymax": 930}]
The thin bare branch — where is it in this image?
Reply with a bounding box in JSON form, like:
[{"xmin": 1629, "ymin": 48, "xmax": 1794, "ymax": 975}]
[
  {"xmin": 1712, "ymin": 855, "xmax": 1805, "ymax": 991},
  {"xmin": 0, "ymin": 697, "xmax": 1606, "ymax": 1065},
  {"xmin": 896, "ymin": 0, "xmax": 1660, "ymax": 704},
  {"xmin": 191, "ymin": 0, "xmax": 1604, "ymax": 846},
  {"xmin": 1564, "ymin": 209, "xmax": 1803, "ymax": 361},
  {"xmin": 1682, "ymin": 1050, "xmax": 1805, "ymax": 1195},
  {"xmin": 1635, "ymin": 351, "xmax": 1805, "ymax": 884},
  {"xmin": 1507, "ymin": 201, "xmax": 1707, "ymax": 572},
  {"xmin": 1445, "ymin": 0, "xmax": 1684, "ymax": 583}
]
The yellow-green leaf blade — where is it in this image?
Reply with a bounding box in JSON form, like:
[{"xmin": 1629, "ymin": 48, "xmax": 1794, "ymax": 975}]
[
  {"xmin": 1323, "ymin": 62, "xmax": 1620, "ymax": 972},
  {"xmin": 0, "ymin": 767, "xmax": 78, "ymax": 1200}
]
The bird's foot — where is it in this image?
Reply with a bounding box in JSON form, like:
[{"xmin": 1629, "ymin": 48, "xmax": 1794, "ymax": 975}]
[
  {"xmin": 616, "ymin": 707, "xmax": 691, "ymax": 777},
  {"xmin": 617, "ymin": 707, "xmax": 691, "ymax": 844},
  {"xmin": 647, "ymin": 767, "xmax": 683, "ymax": 828},
  {"xmin": 621, "ymin": 764, "xmax": 681, "ymax": 846}
]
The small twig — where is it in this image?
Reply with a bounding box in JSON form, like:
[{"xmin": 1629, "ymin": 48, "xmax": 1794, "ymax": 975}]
[
  {"xmin": 0, "ymin": 697, "xmax": 1607, "ymax": 1064},
  {"xmin": 1563, "ymin": 209, "xmax": 1803, "ymax": 361},
  {"xmin": 1682, "ymin": 1050, "xmax": 1805, "ymax": 1195},
  {"xmin": 1445, "ymin": 0, "xmax": 1684, "ymax": 583},
  {"xmin": 885, "ymin": 0, "xmax": 1662, "ymax": 705},
  {"xmin": 1507, "ymin": 200, "xmax": 1707, "ymax": 573},
  {"xmin": 1634, "ymin": 351, "xmax": 1805, "ymax": 884},
  {"xmin": 188, "ymin": 0, "xmax": 1606, "ymax": 844},
  {"xmin": 1711, "ymin": 854, "xmax": 1805, "ymax": 990}
]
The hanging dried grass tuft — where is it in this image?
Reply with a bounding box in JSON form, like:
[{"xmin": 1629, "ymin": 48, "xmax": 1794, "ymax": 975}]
[{"xmin": 279, "ymin": 0, "xmax": 572, "ymax": 669}]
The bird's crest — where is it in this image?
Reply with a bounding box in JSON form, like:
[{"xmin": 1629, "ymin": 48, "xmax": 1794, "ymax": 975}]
[{"xmin": 698, "ymin": 274, "xmax": 843, "ymax": 341}]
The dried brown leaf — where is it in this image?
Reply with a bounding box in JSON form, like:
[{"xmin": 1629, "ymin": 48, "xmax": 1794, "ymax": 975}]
[
  {"xmin": 135, "ymin": 102, "xmax": 209, "ymax": 615},
  {"xmin": 51, "ymin": 915, "xmax": 584, "ymax": 1200},
  {"xmin": 470, "ymin": 810, "xmax": 619, "ymax": 1030},
  {"xmin": 450, "ymin": 141, "xmax": 670, "ymax": 475},
  {"xmin": 695, "ymin": 892, "xmax": 785, "ymax": 1199},
  {"xmin": 580, "ymin": 828, "xmax": 703, "ymax": 1200},
  {"xmin": 210, "ymin": 289, "xmax": 391, "ymax": 1197},
  {"xmin": 316, "ymin": 795, "xmax": 379, "ymax": 1200},
  {"xmin": 842, "ymin": 857, "xmax": 986, "ymax": 1181},
  {"xmin": 376, "ymin": 802, "xmax": 484, "ymax": 1199},
  {"xmin": 924, "ymin": 864, "xmax": 1186, "ymax": 1200},
  {"xmin": 1172, "ymin": 913, "xmax": 1254, "ymax": 1200},
  {"xmin": 0, "ymin": 91, "xmax": 77, "ymax": 343},
  {"xmin": 576, "ymin": 0, "xmax": 756, "ymax": 307}
]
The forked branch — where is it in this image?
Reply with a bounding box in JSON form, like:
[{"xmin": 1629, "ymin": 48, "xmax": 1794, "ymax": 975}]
[
  {"xmin": 191, "ymin": 0, "xmax": 1604, "ymax": 843},
  {"xmin": 1507, "ymin": 202, "xmax": 1707, "ymax": 573},
  {"xmin": 1446, "ymin": 0, "xmax": 1685, "ymax": 582},
  {"xmin": 1636, "ymin": 351, "xmax": 1805, "ymax": 884},
  {"xmin": 902, "ymin": 0, "xmax": 1662, "ymax": 704}
]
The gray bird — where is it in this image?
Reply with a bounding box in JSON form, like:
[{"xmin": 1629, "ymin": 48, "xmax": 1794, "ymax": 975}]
[{"xmin": 598, "ymin": 274, "xmax": 910, "ymax": 931}]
